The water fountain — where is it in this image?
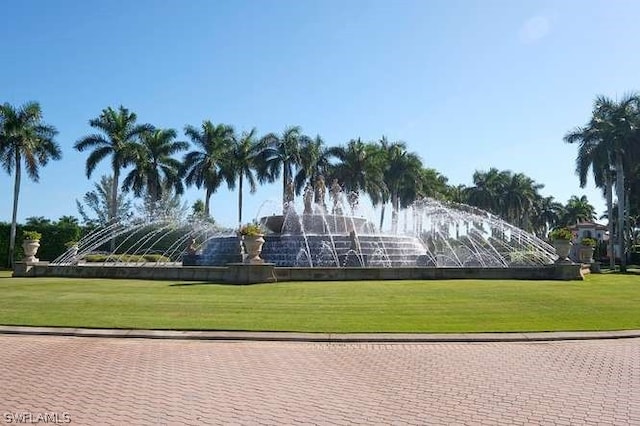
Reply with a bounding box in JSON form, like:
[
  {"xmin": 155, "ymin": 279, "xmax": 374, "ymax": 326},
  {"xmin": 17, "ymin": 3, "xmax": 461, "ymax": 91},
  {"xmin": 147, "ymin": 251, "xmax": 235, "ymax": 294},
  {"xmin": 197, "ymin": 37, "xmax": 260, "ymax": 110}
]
[
  {"xmin": 22, "ymin": 179, "xmax": 580, "ymax": 282},
  {"xmin": 192, "ymin": 181, "xmax": 556, "ymax": 268}
]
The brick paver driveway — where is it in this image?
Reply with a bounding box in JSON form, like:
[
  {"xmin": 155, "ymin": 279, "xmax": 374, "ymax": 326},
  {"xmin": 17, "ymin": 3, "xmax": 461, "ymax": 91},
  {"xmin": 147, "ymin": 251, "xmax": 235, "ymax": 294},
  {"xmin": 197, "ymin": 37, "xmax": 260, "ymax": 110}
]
[{"xmin": 1, "ymin": 335, "xmax": 638, "ymax": 425}]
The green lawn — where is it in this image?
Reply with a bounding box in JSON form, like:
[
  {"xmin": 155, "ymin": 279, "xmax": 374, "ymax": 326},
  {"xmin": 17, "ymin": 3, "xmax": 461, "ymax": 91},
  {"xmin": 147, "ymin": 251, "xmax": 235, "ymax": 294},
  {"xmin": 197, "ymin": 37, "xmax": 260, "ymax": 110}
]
[{"xmin": 0, "ymin": 270, "xmax": 638, "ymax": 333}]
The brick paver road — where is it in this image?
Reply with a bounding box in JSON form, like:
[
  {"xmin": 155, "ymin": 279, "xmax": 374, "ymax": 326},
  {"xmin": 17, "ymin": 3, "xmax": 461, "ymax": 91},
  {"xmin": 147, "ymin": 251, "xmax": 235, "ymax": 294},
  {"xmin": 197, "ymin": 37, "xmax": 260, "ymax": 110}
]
[{"xmin": 0, "ymin": 335, "xmax": 638, "ymax": 425}]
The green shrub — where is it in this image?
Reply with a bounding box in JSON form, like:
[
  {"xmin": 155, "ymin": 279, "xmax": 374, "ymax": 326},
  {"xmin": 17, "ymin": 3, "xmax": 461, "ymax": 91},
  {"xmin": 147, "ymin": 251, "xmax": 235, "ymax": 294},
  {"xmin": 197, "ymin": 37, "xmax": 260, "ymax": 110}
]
[
  {"xmin": 22, "ymin": 230, "xmax": 42, "ymax": 240},
  {"xmin": 549, "ymin": 227, "xmax": 572, "ymax": 241},
  {"xmin": 142, "ymin": 254, "xmax": 171, "ymax": 262},
  {"xmin": 83, "ymin": 253, "xmax": 171, "ymax": 263},
  {"xmin": 580, "ymin": 237, "xmax": 597, "ymax": 247},
  {"xmin": 238, "ymin": 222, "xmax": 264, "ymax": 236}
]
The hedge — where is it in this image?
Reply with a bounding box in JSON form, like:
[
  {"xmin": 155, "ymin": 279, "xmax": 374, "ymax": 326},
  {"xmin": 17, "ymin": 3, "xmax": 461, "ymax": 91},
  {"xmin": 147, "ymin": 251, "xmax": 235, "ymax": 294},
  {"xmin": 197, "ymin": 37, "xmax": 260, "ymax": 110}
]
[
  {"xmin": 1, "ymin": 222, "xmax": 82, "ymax": 266},
  {"xmin": 83, "ymin": 254, "xmax": 171, "ymax": 263}
]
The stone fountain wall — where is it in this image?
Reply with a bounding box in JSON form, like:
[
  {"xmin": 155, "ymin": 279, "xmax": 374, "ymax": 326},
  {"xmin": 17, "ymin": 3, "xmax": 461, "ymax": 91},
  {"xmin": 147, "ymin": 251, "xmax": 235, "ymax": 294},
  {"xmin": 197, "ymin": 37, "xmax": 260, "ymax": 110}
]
[{"xmin": 196, "ymin": 233, "xmax": 427, "ymax": 267}]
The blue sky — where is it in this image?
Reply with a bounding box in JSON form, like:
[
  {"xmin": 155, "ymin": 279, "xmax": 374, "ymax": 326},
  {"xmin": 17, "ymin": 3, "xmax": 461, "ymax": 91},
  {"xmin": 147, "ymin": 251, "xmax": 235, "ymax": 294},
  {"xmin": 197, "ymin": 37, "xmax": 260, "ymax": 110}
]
[{"xmin": 2, "ymin": 0, "xmax": 639, "ymax": 227}]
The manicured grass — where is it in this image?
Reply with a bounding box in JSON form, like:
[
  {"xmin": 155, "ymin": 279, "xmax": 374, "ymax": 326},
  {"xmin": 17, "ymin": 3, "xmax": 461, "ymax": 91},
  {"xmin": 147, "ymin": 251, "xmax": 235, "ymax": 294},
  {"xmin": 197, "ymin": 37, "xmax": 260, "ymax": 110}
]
[{"xmin": 0, "ymin": 270, "xmax": 638, "ymax": 333}]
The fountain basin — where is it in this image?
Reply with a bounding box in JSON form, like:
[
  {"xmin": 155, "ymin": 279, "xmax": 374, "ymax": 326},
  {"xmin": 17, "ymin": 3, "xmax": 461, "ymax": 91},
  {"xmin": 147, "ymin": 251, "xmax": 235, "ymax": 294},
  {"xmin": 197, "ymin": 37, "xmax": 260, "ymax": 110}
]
[{"xmin": 260, "ymin": 214, "xmax": 371, "ymax": 234}]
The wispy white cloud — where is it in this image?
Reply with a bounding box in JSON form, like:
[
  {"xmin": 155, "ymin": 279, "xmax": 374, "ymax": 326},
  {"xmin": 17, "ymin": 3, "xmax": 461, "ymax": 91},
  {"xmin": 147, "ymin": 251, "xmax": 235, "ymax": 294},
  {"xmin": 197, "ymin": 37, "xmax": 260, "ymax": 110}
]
[{"xmin": 519, "ymin": 15, "xmax": 551, "ymax": 44}]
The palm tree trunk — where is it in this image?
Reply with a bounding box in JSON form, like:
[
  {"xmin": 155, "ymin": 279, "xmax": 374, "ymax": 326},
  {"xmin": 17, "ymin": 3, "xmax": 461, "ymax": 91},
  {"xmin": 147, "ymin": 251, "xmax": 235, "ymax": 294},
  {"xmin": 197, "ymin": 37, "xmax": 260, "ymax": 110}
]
[
  {"xmin": 379, "ymin": 204, "xmax": 386, "ymax": 231},
  {"xmin": 625, "ymin": 190, "xmax": 631, "ymax": 261},
  {"xmin": 605, "ymin": 172, "xmax": 615, "ymax": 269},
  {"xmin": 109, "ymin": 168, "xmax": 119, "ymax": 252},
  {"xmin": 238, "ymin": 174, "xmax": 244, "ymax": 226},
  {"xmin": 204, "ymin": 187, "xmax": 212, "ymax": 218},
  {"xmin": 615, "ymin": 154, "xmax": 626, "ymax": 272},
  {"xmin": 282, "ymin": 163, "xmax": 288, "ymax": 214},
  {"xmin": 8, "ymin": 153, "xmax": 21, "ymax": 267},
  {"xmin": 111, "ymin": 168, "xmax": 119, "ymax": 222}
]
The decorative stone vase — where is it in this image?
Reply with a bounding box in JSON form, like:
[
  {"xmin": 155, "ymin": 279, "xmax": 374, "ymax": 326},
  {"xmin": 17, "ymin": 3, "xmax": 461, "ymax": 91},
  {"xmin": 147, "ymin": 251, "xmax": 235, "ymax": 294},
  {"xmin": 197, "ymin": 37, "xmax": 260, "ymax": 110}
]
[
  {"xmin": 552, "ymin": 240, "xmax": 572, "ymax": 263},
  {"xmin": 243, "ymin": 235, "xmax": 265, "ymax": 264},
  {"xmin": 22, "ymin": 239, "xmax": 40, "ymax": 263},
  {"xmin": 578, "ymin": 245, "xmax": 595, "ymax": 263}
]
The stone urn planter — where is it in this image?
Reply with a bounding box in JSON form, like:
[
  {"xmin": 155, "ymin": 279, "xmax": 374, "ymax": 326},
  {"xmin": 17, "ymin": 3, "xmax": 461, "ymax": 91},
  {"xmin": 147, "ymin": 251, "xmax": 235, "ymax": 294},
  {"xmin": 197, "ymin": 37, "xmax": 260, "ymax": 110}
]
[
  {"xmin": 238, "ymin": 223, "xmax": 266, "ymax": 265},
  {"xmin": 549, "ymin": 227, "xmax": 573, "ymax": 264},
  {"xmin": 578, "ymin": 245, "xmax": 595, "ymax": 263},
  {"xmin": 578, "ymin": 238, "xmax": 596, "ymax": 264},
  {"xmin": 242, "ymin": 235, "xmax": 265, "ymax": 264},
  {"xmin": 22, "ymin": 231, "xmax": 42, "ymax": 263},
  {"xmin": 552, "ymin": 240, "xmax": 572, "ymax": 263}
]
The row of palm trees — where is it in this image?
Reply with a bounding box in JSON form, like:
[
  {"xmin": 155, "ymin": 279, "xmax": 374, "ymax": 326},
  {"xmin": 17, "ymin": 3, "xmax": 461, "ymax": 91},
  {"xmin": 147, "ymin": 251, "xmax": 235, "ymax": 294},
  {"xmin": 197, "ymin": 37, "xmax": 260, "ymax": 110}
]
[
  {"xmin": 74, "ymin": 106, "xmax": 451, "ymax": 233},
  {"xmin": 447, "ymin": 169, "xmax": 597, "ymax": 237},
  {"xmin": 564, "ymin": 93, "xmax": 640, "ymax": 271},
  {"xmin": 4, "ymin": 100, "xmax": 632, "ymax": 267}
]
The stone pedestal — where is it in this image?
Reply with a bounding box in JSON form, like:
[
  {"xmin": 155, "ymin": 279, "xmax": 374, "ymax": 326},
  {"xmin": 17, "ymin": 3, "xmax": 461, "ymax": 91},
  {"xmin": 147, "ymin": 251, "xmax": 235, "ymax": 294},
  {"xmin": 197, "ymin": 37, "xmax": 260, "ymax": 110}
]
[
  {"xmin": 548, "ymin": 263, "xmax": 583, "ymax": 280},
  {"xmin": 13, "ymin": 261, "xmax": 49, "ymax": 277},
  {"xmin": 224, "ymin": 263, "xmax": 276, "ymax": 284}
]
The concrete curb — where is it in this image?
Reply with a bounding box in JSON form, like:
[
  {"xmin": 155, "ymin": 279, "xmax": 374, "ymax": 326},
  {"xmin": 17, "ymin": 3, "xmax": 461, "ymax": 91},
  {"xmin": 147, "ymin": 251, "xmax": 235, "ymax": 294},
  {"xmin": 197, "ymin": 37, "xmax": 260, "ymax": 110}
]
[{"xmin": 1, "ymin": 325, "xmax": 639, "ymax": 343}]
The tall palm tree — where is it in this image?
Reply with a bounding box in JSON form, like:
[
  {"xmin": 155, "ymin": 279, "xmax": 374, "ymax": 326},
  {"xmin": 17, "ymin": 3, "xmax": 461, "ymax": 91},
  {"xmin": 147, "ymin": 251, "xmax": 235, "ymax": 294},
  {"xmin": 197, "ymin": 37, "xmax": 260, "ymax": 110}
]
[
  {"xmin": 328, "ymin": 138, "xmax": 386, "ymax": 212},
  {"xmin": 121, "ymin": 128, "xmax": 188, "ymax": 203},
  {"xmin": 466, "ymin": 168, "xmax": 509, "ymax": 215},
  {"xmin": 565, "ymin": 112, "xmax": 616, "ymax": 267},
  {"xmin": 388, "ymin": 148, "xmax": 423, "ymax": 233},
  {"xmin": 257, "ymin": 126, "xmax": 304, "ymax": 208},
  {"xmin": 182, "ymin": 121, "xmax": 235, "ymax": 217},
  {"xmin": 227, "ymin": 128, "xmax": 261, "ymax": 226},
  {"xmin": 377, "ymin": 138, "xmax": 423, "ymax": 232},
  {"xmin": 0, "ymin": 101, "xmax": 61, "ymax": 266},
  {"xmin": 446, "ymin": 184, "xmax": 468, "ymax": 204},
  {"xmin": 565, "ymin": 93, "xmax": 640, "ymax": 270},
  {"xmin": 561, "ymin": 195, "xmax": 596, "ymax": 225},
  {"xmin": 74, "ymin": 106, "xmax": 152, "ymax": 222},
  {"xmin": 416, "ymin": 168, "xmax": 449, "ymax": 200},
  {"xmin": 503, "ymin": 173, "xmax": 544, "ymax": 230},
  {"xmin": 294, "ymin": 135, "xmax": 332, "ymax": 194},
  {"xmin": 531, "ymin": 196, "xmax": 564, "ymax": 238}
]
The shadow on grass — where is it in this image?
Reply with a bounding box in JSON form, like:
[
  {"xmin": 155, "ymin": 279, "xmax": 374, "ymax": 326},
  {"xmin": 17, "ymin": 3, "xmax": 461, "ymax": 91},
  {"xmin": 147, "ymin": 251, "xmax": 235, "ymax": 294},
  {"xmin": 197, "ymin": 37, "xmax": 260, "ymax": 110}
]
[
  {"xmin": 169, "ymin": 282, "xmax": 266, "ymax": 287},
  {"xmin": 600, "ymin": 269, "xmax": 640, "ymax": 276}
]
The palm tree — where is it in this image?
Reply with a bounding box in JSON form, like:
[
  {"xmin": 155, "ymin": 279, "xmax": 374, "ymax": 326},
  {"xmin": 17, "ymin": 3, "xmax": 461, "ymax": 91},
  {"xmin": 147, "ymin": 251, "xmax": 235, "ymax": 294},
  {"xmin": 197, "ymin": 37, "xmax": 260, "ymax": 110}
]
[
  {"xmin": 503, "ymin": 173, "xmax": 544, "ymax": 230},
  {"xmin": 182, "ymin": 121, "xmax": 235, "ymax": 217},
  {"xmin": 446, "ymin": 184, "xmax": 468, "ymax": 204},
  {"xmin": 416, "ymin": 168, "xmax": 449, "ymax": 200},
  {"xmin": 227, "ymin": 128, "xmax": 261, "ymax": 226},
  {"xmin": 388, "ymin": 148, "xmax": 423, "ymax": 233},
  {"xmin": 121, "ymin": 128, "xmax": 188, "ymax": 203},
  {"xmin": 376, "ymin": 138, "xmax": 423, "ymax": 232},
  {"xmin": 565, "ymin": 93, "xmax": 640, "ymax": 270},
  {"xmin": 74, "ymin": 106, "xmax": 153, "ymax": 222},
  {"xmin": 257, "ymin": 126, "xmax": 304, "ymax": 208},
  {"xmin": 329, "ymin": 138, "xmax": 386, "ymax": 211},
  {"xmin": 531, "ymin": 196, "xmax": 564, "ymax": 238},
  {"xmin": 0, "ymin": 101, "xmax": 62, "ymax": 266},
  {"xmin": 561, "ymin": 195, "xmax": 596, "ymax": 225},
  {"xmin": 565, "ymin": 113, "xmax": 616, "ymax": 267},
  {"xmin": 466, "ymin": 168, "xmax": 509, "ymax": 215},
  {"xmin": 294, "ymin": 135, "xmax": 332, "ymax": 194}
]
